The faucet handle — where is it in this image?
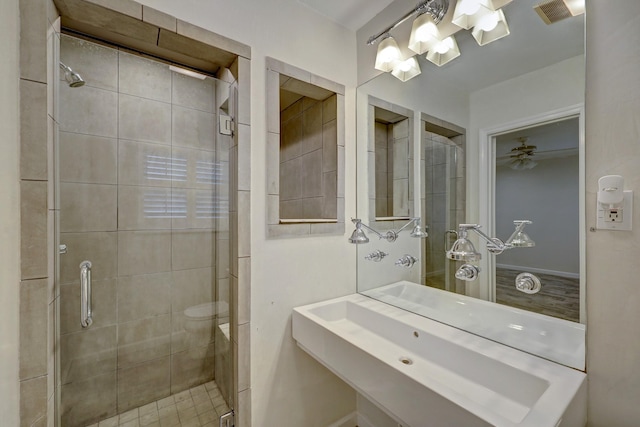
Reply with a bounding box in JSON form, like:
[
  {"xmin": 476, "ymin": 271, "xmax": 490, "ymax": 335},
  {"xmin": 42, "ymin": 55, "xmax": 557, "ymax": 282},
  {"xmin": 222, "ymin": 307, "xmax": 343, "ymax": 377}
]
[
  {"xmin": 364, "ymin": 250, "xmax": 388, "ymax": 262},
  {"xmin": 395, "ymin": 254, "xmax": 418, "ymax": 268}
]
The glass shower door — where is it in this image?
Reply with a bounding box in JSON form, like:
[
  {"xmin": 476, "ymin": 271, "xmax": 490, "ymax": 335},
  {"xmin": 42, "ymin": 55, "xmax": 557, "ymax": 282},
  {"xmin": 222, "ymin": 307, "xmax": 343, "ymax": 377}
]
[
  {"xmin": 422, "ymin": 126, "xmax": 465, "ymax": 294},
  {"xmin": 56, "ymin": 34, "xmax": 233, "ymax": 426}
]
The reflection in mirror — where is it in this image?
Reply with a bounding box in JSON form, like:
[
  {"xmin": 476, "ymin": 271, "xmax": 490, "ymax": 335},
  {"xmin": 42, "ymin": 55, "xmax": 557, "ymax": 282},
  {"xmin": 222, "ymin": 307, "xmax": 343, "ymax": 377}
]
[
  {"xmin": 374, "ymin": 107, "xmax": 410, "ymax": 218},
  {"xmin": 355, "ymin": 0, "xmax": 586, "ymax": 365},
  {"xmin": 494, "ymin": 118, "xmax": 580, "ymax": 322},
  {"xmin": 420, "ymin": 115, "xmax": 466, "ymax": 294},
  {"xmin": 368, "ymin": 97, "xmax": 414, "ymax": 221}
]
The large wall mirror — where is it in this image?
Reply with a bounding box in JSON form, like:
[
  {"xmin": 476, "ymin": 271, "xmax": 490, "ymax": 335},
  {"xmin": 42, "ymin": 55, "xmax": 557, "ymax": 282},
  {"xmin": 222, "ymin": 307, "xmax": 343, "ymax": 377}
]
[{"xmin": 355, "ymin": 0, "xmax": 585, "ymax": 357}]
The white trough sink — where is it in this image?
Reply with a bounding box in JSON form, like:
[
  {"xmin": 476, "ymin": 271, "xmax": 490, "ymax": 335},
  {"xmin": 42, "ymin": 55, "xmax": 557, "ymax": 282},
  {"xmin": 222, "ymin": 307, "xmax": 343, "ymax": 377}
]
[
  {"xmin": 363, "ymin": 281, "xmax": 586, "ymax": 370},
  {"xmin": 293, "ymin": 294, "xmax": 586, "ymax": 427}
]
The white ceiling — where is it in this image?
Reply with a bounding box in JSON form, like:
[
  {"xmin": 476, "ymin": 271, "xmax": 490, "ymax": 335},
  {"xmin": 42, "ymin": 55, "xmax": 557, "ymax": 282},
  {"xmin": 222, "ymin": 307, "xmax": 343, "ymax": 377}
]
[{"xmin": 297, "ymin": 0, "xmax": 394, "ymax": 31}]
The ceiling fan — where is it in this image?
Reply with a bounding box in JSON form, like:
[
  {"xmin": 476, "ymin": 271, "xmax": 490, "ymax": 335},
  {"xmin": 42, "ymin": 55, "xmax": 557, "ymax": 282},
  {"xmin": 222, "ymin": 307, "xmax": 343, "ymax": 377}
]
[{"xmin": 508, "ymin": 137, "xmax": 538, "ymax": 170}]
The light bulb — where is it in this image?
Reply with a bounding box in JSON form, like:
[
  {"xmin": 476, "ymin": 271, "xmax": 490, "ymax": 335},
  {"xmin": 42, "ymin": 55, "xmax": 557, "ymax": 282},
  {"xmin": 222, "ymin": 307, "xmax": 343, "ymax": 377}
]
[
  {"xmin": 380, "ymin": 45, "xmax": 399, "ymax": 63},
  {"xmin": 458, "ymin": 0, "xmax": 482, "ymax": 16},
  {"xmin": 434, "ymin": 37, "xmax": 454, "ymax": 54},
  {"xmin": 399, "ymin": 60, "xmax": 413, "ymax": 72},
  {"xmin": 415, "ymin": 21, "xmax": 438, "ymax": 42},
  {"xmin": 477, "ymin": 11, "xmax": 500, "ymax": 32}
]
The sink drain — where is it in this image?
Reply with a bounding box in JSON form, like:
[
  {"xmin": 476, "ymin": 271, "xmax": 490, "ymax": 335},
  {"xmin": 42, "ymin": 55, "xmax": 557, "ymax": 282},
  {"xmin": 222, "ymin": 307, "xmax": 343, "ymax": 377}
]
[{"xmin": 399, "ymin": 356, "xmax": 413, "ymax": 365}]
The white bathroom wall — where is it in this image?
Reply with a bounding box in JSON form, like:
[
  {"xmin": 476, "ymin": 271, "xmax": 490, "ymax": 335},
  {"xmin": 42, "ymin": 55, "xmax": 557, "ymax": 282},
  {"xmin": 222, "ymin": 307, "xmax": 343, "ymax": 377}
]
[
  {"xmin": 467, "ymin": 55, "xmax": 585, "ymax": 224},
  {"xmin": 585, "ymin": 2, "xmax": 640, "ymax": 425},
  {"xmin": 0, "ymin": 0, "xmax": 21, "ymax": 423},
  {"xmin": 495, "ymin": 156, "xmax": 580, "ymax": 275},
  {"xmin": 133, "ymin": 1, "xmax": 358, "ymax": 425}
]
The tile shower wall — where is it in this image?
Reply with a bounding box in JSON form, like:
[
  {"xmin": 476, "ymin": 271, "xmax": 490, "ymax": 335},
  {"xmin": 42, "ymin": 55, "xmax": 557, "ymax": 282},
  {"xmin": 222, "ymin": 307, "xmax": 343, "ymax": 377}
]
[
  {"xmin": 58, "ymin": 35, "xmax": 226, "ymax": 426},
  {"xmin": 422, "ymin": 131, "xmax": 465, "ymax": 292},
  {"xmin": 374, "ymin": 119, "xmax": 410, "ymax": 218},
  {"xmin": 279, "ymin": 94, "xmax": 337, "ymax": 219}
]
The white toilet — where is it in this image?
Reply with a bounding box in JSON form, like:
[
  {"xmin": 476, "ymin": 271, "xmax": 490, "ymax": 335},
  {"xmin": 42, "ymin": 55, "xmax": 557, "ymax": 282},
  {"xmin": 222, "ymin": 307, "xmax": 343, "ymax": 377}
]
[{"xmin": 183, "ymin": 301, "xmax": 229, "ymax": 350}]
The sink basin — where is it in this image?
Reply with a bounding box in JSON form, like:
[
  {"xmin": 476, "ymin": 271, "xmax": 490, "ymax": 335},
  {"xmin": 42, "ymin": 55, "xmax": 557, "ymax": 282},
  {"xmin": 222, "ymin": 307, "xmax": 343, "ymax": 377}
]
[
  {"xmin": 293, "ymin": 294, "xmax": 586, "ymax": 427},
  {"xmin": 362, "ymin": 281, "xmax": 586, "ymax": 370}
]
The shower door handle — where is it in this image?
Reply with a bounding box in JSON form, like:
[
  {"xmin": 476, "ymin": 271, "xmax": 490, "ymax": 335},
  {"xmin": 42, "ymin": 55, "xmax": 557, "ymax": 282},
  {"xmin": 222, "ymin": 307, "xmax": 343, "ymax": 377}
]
[{"xmin": 80, "ymin": 261, "xmax": 93, "ymax": 328}]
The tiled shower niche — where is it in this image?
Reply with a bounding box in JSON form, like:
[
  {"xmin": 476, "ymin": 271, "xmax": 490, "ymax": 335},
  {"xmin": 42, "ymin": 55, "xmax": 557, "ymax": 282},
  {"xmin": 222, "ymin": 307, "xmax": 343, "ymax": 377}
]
[{"xmin": 57, "ymin": 34, "xmax": 232, "ymax": 426}]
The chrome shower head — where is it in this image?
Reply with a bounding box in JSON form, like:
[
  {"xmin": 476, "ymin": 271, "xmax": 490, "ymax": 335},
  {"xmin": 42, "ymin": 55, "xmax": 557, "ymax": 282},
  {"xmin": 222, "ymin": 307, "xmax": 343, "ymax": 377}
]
[
  {"xmin": 59, "ymin": 62, "xmax": 85, "ymax": 87},
  {"xmin": 445, "ymin": 228, "xmax": 482, "ymax": 262}
]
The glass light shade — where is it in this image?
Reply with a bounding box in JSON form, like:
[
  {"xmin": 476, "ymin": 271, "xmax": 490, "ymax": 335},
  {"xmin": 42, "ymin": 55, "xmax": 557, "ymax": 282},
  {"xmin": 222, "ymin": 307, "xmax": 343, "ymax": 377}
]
[
  {"xmin": 471, "ymin": 9, "xmax": 510, "ymax": 46},
  {"xmin": 509, "ymin": 230, "xmax": 535, "ymax": 248},
  {"xmin": 452, "ymin": 0, "xmax": 495, "ymax": 30},
  {"xmin": 509, "ymin": 157, "xmax": 537, "ymax": 170},
  {"xmin": 410, "ymin": 223, "xmax": 429, "ymax": 238},
  {"xmin": 391, "ymin": 57, "xmax": 422, "ymax": 82},
  {"xmin": 408, "ymin": 13, "xmax": 441, "ymax": 55},
  {"xmin": 348, "ymin": 224, "xmax": 370, "ymax": 244},
  {"xmin": 446, "ymin": 237, "xmax": 482, "ymax": 262},
  {"xmin": 425, "ymin": 36, "xmax": 460, "ymax": 66},
  {"xmin": 374, "ymin": 36, "xmax": 401, "ymax": 72}
]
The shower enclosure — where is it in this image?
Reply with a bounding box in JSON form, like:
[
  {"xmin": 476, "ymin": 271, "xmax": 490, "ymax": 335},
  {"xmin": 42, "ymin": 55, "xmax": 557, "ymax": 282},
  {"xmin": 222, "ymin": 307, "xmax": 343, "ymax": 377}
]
[
  {"xmin": 421, "ymin": 123, "xmax": 465, "ymax": 294},
  {"xmin": 56, "ymin": 34, "xmax": 234, "ymax": 426}
]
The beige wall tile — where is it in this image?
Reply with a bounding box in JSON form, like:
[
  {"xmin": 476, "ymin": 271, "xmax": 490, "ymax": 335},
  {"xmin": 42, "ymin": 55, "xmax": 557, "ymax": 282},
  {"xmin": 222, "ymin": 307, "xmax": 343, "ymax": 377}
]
[
  {"xmin": 322, "ymin": 120, "xmax": 337, "ymax": 173},
  {"xmin": 302, "ymin": 197, "xmax": 323, "ymax": 218},
  {"xmin": 236, "ymin": 388, "xmax": 251, "ymax": 427},
  {"xmin": 60, "ymin": 279, "xmax": 116, "ymax": 335},
  {"xmin": 170, "ymin": 343, "xmax": 215, "ymax": 395},
  {"xmin": 60, "ymin": 34, "xmax": 118, "ymax": 91},
  {"xmin": 21, "ymin": 181, "xmax": 48, "ymax": 279},
  {"xmin": 171, "ymin": 146, "xmax": 217, "ymax": 189},
  {"xmin": 237, "ymin": 257, "xmax": 250, "ymax": 325},
  {"xmin": 118, "ymin": 185, "xmax": 172, "ymax": 231},
  {"xmin": 60, "ymin": 182, "xmax": 117, "ymax": 232},
  {"xmin": 266, "ymin": 132, "xmax": 279, "ymax": 196},
  {"xmin": 20, "ymin": 279, "xmax": 48, "ymax": 380},
  {"xmin": 20, "ymin": 79, "xmax": 48, "ymax": 180},
  {"xmin": 175, "ymin": 19, "xmax": 251, "ymax": 59},
  {"xmin": 61, "ymin": 372, "xmax": 117, "ymax": 426},
  {"xmin": 84, "ymin": 0, "xmax": 142, "ymax": 19},
  {"xmin": 118, "ymin": 231, "xmax": 172, "ymax": 276},
  {"xmin": 301, "ymin": 149, "xmax": 322, "ymax": 198},
  {"xmin": 20, "ymin": 375, "xmax": 47, "ymax": 427},
  {"xmin": 237, "ymin": 123, "xmax": 251, "ymax": 192},
  {"xmin": 170, "ymin": 189, "xmax": 216, "ymax": 230},
  {"xmin": 60, "ymin": 325, "xmax": 116, "ymax": 384},
  {"xmin": 142, "ymin": 6, "xmax": 176, "ymax": 32},
  {"xmin": 302, "ymin": 101, "xmax": 323, "ymax": 154},
  {"xmin": 58, "ymin": 232, "xmax": 117, "ymax": 283},
  {"xmin": 119, "ymin": 51, "xmax": 171, "ymax": 103},
  {"xmin": 172, "ymin": 105, "xmax": 215, "ymax": 151},
  {"xmin": 280, "ymin": 200, "xmax": 303, "ymax": 219},
  {"xmin": 171, "ymin": 267, "xmax": 214, "ymax": 313},
  {"xmin": 322, "ymin": 94, "xmax": 337, "ymax": 123},
  {"xmin": 237, "ymin": 191, "xmax": 250, "ymax": 258},
  {"xmin": 117, "ymin": 273, "xmax": 172, "ymax": 323},
  {"xmin": 20, "ymin": 0, "xmax": 47, "ymax": 83},
  {"xmin": 172, "ymin": 230, "xmax": 214, "ymax": 270},
  {"xmin": 280, "ymin": 114, "xmax": 302, "ymax": 162},
  {"xmin": 117, "ymin": 357, "xmax": 170, "ymax": 413},
  {"xmin": 279, "ymin": 158, "xmax": 301, "ymax": 201},
  {"xmin": 117, "ymin": 314, "xmax": 171, "ymax": 368},
  {"xmin": 171, "ymin": 72, "xmax": 215, "ymax": 113},
  {"xmin": 59, "ymin": 85, "xmax": 117, "ymax": 137},
  {"xmin": 266, "ymin": 70, "xmax": 280, "ymax": 134},
  {"xmin": 59, "ymin": 132, "xmax": 117, "ymax": 184},
  {"xmin": 170, "ymin": 310, "xmax": 214, "ymax": 354},
  {"xmin": 119, "ymin": 94, "xmax": 171, "ymax": 145},
  {"xmin": 236, "ymin": 57, "xmax": 251, "ymax": 126},
  {"xmin": 118, "ymin": 139, "xmax": 173, "ymax": 187},
  {"xmin": 267, "ymin": 223, "xmax": 311, "ymax": 238},
  {"xmin": 237, "ymin": 323, "xmax": 250, "ymax": 392}
]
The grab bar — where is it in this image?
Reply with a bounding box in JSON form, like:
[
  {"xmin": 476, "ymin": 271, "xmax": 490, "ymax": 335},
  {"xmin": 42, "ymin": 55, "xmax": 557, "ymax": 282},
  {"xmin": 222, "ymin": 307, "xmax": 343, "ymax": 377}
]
[{"xmin": 80, "ymin": 261, "xmax": 93, "ymax": 328}]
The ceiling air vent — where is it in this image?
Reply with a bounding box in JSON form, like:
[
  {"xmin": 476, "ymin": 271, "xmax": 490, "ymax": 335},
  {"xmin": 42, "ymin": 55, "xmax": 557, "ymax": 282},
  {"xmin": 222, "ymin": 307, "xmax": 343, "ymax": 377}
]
[{"xmin": 534, "ymin": 0, "xmax": 577, "ymax": 24}]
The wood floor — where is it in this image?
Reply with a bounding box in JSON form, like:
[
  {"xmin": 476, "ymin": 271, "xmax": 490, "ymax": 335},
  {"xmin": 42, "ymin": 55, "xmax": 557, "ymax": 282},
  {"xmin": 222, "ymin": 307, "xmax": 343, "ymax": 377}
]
[{"xmin": 496, "ymin": 267, "xmax": 580, "ymax": 322}]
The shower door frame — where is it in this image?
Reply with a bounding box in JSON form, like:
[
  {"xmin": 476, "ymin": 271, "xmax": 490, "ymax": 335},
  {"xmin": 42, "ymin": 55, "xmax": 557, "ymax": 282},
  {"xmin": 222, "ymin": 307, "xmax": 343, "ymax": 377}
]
[{"xmin": 17, "ymin": 0, "xmax": 252, "ymax": 425}]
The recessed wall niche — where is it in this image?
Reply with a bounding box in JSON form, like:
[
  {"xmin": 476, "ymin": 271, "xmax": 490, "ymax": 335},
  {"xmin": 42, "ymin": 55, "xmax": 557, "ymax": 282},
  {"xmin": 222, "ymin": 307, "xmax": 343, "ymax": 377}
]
[{"xmin": 266, "ymin": 58, "xmax": 345, "ymax": 237}]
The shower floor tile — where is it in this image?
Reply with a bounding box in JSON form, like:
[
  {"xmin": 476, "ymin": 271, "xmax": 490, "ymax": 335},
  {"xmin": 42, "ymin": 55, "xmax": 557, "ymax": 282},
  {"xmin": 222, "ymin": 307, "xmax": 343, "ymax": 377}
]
[{"xmin": 88, "ymin": 381, "xmax": 231, "ymax": 427}]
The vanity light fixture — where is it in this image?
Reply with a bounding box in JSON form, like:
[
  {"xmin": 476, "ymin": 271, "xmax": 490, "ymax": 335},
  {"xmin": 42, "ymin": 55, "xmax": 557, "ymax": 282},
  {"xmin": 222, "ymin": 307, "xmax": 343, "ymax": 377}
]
[
  {"xmin": 446, "ymin": 220, "xmax": 535, "ymax": 260},
  {"xmin": 367, "ymin": 0, "xmax": 517, "ymax": 80},
  {"xmin": 348, "ymin": 218, "xmax": 428, "ymax": 244},
  {"xmin": 374, "ymin": 34, "xmax": 402, "ymax": 72},
  {"xmin": 391, "ymin": 57, "xmax": 422, "ymax": 82}
]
